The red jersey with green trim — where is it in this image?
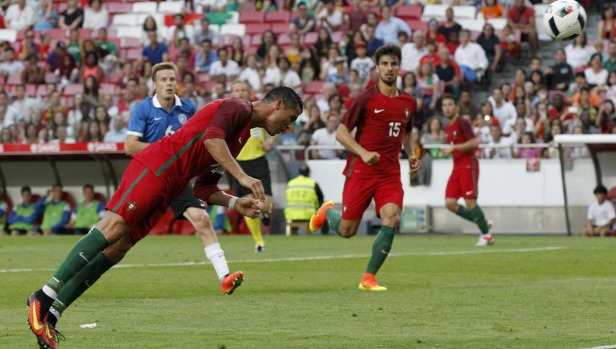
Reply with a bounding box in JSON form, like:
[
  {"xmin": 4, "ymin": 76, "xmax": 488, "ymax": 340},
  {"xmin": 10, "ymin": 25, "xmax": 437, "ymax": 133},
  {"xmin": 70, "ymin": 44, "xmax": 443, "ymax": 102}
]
[
  {"xmin": 132, "ymin": 98, "xmax": 253, "ymax": 184},
  {"xmin": 445, "ymin": 116, "xmax": 477, "ymax": 166},
  {"xmin": 341, "ymin": 85, "xmax": 416, "ymax": 178}
]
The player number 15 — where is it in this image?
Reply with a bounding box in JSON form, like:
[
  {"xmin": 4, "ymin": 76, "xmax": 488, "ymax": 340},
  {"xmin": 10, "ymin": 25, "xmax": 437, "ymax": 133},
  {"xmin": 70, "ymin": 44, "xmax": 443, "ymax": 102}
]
[{"xmin": 388, "ymin": 122, "xmax": 401, "ymax": 137}]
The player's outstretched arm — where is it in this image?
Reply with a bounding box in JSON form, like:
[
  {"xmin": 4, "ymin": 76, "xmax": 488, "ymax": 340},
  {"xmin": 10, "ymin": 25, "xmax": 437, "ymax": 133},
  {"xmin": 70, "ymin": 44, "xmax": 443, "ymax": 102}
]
[
  {"xmin": 203, "ymin": 138, "xmax": 266, "ymax": 201},
  {"xmin": 336, "ymin": 123, "xmax": 380, "ymax": 166},
  {"xmin": 207, "ymin": 191, "xmax": 261, "ymax": 219}
]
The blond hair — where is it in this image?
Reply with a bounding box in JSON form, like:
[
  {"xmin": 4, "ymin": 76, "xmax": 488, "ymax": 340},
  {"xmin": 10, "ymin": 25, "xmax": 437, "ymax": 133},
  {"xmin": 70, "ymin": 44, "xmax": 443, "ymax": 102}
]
[{"xmin": 152, "ymin": 62, "xmax": 178, "ymax": 82}]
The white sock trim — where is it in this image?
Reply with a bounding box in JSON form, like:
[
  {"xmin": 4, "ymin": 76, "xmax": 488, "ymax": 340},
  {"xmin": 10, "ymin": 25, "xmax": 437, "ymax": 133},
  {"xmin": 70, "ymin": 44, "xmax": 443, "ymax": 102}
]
[
  {"xmin": 49, "ymin": 307, "xmax": 61, "ymax": 320},
  {"xmin": 42, "ymin": 285, "xmax": 58, "ymax": 299},
  {"xmin": 204, "ymin": 243, "xmax": 229, "ymax": 281}
]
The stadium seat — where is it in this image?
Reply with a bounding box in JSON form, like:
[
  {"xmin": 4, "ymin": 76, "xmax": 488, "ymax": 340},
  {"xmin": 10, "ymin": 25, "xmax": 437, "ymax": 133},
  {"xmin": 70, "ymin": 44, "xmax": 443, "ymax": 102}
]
[
  {"xmin": 304, "ymin": 81, "xmax": 325, "ymax": 95},
  {"xmin": 93, "ymin": 193, "xmax": 107, "ymax": 204},
  {"xmin": 265, "ymin": 10, "xmax": 291, "ymax": 23},
  {"xmin": 240, "ymin": 11, "xmax": 264, "ymax": 24},
  {"xmin": 220, "ymin": 23, "xmax": 246, "ymax": 36},
  {"xmin": 63, "ymin": 84, "xmax": 84, "ymax": 96},
  {"xmin": 196, "ymin": 72, "xmax": 209, "ymax": 84},
  {"xmin": 458, "ymin": 18, "xmax": 485, "ymax": 32},
  {"xmin": 158, "ymin": 1, "xmax": 184, "ymax": 14},
  {"xmin": 205, "ymin": 12, "xmax": 232, "ymax": 25},
  {"xmin": 148, "ymin": 209, "xmax": 174, "ymax": 235},
  {"xmin": 278, "ymin": 33, "xmax": 292, "ymax": 45},
  {"xmin": 487, "ymin": 18, "xmax": 507, "ymax": 31},
  {"xmin": 170, "ymin": 218, "xmax": 196, "ymax": 235},
  {"xmin": 421, "ymin": 4, "xmax": 448, "ymax": 21},
  {"xmin": 112, "ymin": 14, "xmax": 139, "ymax": 27},
  {"xmin": 25, "ymin": 84, "xmax": 36, "ymax": 97},
  {"xmin": 124, "ymin": 48, "xmax": 142, "ymax": 61},
  {"xmin": 100, "ymin": 83, "xmax": 116, "ymax": 95},
  {"xmin": 61, "ymin": 192, "xmax": 76, "ymax": 212},
  {"xmin": 115, "ymin": 26, "xmax": 144, "ymax": 39},
  {"xmin": 303, "ymin": 31, "xmax": 318, "ymax": 46},
  {"xmin": 245, "ymin": 45, "xmax": 258, "ymax": 55},
  {"xmin": 37, "ymin": 84, "xmax": 49, "ymax": 97},
  {"xmin": 245, "ymin": 23, "xmax": 271, "ymax": 36},
  {"xmin": 120, "ymin": 37, "xmax": 141, "ymax": 48},
  {"xmin": 271, "ymin": 22, "xmax": 289, "ymax": 35},
  {"xmin": 78, "ymin": 28, "xmax": 93, "ymax": 40},
  {"xmin": 131, "ymin": 1, "xmax": 157, "ymax": 13},
  {"xmin": 331, "ymin": 31, "xmax": 343, "ymax": 43},
  {"xmin": 208, "ymin": 24, "xmax": 220, "ymax": 34},
  {"xmin": 286, "ymin": 220, "xmax": 310, "ymax": 236},
  {"xmin": 5, "ymin": 74, "xmax": 20, "ymax": 86},
  {"xmin": 395, "ymin": 5, "xmax": 422, "ymax": 20},
  {"xmin": 250, "ymin": 34, "xmax": 262, "ymax": 46},
  {"xmin": 406, "ymin": 20, "xmax": 427, "ymax": 32},
  {"xmin": 106, "ymin": 2, "xmax": 132, "ymax": 15},
  {"xmin": 137, "ymin": 13, "xmax": 164, "ymax": 28},
  {"xmin": 453, "ymin": 6, "xmax": 477, "ymax": 20}
]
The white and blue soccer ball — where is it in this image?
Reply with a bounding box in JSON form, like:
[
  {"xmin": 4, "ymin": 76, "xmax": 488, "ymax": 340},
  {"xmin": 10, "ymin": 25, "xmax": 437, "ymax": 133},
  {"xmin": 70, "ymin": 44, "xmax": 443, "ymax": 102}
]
[{"xmin": 543, "ymin": 0, "xmax": 587, "ymax": 41}]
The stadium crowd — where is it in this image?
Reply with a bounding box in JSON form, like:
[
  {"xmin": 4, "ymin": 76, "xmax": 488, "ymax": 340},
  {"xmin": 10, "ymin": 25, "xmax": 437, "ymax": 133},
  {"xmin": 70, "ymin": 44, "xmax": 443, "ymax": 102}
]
[{"xmin": 0, "ymin": 0, "xmax": 611, "ymax": 160}]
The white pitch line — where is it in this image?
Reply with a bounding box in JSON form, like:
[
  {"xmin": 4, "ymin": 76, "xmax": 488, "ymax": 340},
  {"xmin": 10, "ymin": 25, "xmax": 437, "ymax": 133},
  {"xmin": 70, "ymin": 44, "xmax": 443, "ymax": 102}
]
[
  {"xmin": 578, "ymin": 345, "xmax": 616, "ymax": 349},
  {"xmin": 0, "ymin": 246, "xmax": 566, "ymax": 274}
]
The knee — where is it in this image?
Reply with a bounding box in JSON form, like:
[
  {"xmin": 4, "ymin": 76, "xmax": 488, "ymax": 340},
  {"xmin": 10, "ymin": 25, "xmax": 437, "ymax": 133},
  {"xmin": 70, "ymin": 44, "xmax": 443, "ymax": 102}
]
[
  {"xmin": 381, "ymin": 213, "xmax": 400, "ymax": 228},
  {"xmin": 192, "ymin": 215, "xmax": 215, "ymax": 237},
  {"xmin": 445, "ymin": 200, "xmax": 458, "ymax": 212},
  {"xmin": 338, "ymin": 226, "xmax": 357, "ymax": 238},
  {"xmin": 104, "ymin": 243, "xmax": 132, "ymax": 265}
]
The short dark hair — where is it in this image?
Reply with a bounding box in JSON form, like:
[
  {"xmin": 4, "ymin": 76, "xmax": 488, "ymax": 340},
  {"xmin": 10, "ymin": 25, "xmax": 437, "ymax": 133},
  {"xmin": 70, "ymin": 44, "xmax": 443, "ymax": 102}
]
[
  {"xmin": 374, "ymin": 44, "xmax": 401, "ymax": 65},
  {"xmin": 83, "ymin": 184, "xmax": 94, "ymax": 191},
  {"xmin": 262, "ymin": 86, "xmax": 304, "ymax": 112},
  {"xmin": 441, "ymin": 93, "xmax": 457, "ymax": 104},
  {"xmin": 299, "ymin": 163, "xmax": 310, "ymax": 177},
  {"xmin": 594, "ymin": 185, "xmax": 608, "ymax": 195},
  {"xmin": 21, "ymin": 186, "xmax": 31, "ymax": 194}
]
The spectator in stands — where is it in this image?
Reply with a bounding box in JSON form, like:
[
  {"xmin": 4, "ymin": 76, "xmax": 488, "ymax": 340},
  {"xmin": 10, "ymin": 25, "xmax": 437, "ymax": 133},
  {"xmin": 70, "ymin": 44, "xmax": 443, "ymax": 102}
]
[
  {"xmin": 438, "ymin": 7, "xmax": 462, "ymax": 44},
  {"xmin": 17, "ymin": 28, "xmax": 39, "ymax": 62},
  {"xmin": 210, "ymin": 47, "xmax": 240, "ymax": 81},
  {"xmin": 51, "ymin": 125, "xmax": 76, "ymax": 143},
  {"xmin": 476, "ymin": 23, "xmax": 502, "ymax": 75},
  {"xmin": 59, "ymin": 0, "xmax": 83, "ymax": 30},
  {"xmin": 194, "ymin": 39, "xmax": 218, "ymax": 73},
  {"xmin": 569, "ymin": 73, "xmax": 602, "ymax": 107},
  {"xmin": 45, "ymin": 41, "xmax": 67, "ymax": 74},
  {"xmin": 141, "ymin": 15, "xmax": 165, "ymax": 47},
  {"xmin": 33, "ymin": 0, "xmax": 57, "ymax": 31},
  {"xmin": 64, "ymin": 184, "xmax": 105, "ymax": 235},
  {"xmin": 546, "ymin": 49, "xmax": 575, "ymax": 91},
  {"xmin": 564, "ymin": 32, "xmax": 593, "ymax": 70},
  {"xmin": 81, "ymin": 120, "xmax": 104, "ymax": 141},
  {"xmin": 310, "ymin": 114, "xmax": 341, "ymax": 159},
  {"xmin": 459, "ymin": 90, "xmax": 479, "ymax": 119},
  {"xmin": 193, "ymin": 17, "xmax": 219, "ymax": 47},
  {"xmin": 142, "ymin": 31, "xmax": 169, "ymax": 65},
  {"xmin": 21, "ymin": 123, "xmax": 38, "ymax": 144},
  {"xmin": 5, "ymin": 84, "xmax": 40, "ymax": 126},
  {"xmin": 400, "ymin": 71, "xmax": 420, "ymax": 96},
  {"xmin": 425, "ymin": 19, "xmax": 446, "ymax": 45},
  {"xmin": 339, "ymin": 32, "xmax": 357, "ymax": 63},
  {"xmin": 598, "ymin": 5, "xmax": 616, "ymax": 41},
  {"xmin": 350, "ymin": 41, "xmax": 374, "ymax": 84},
  {"xmin": 79, "ymin": 51, "xmax": 102, "ymax": 83},
  {"xmin": 229, "ymin": 36, "xmax": 245, "ymax": 66},
  {"xmin": 64, "ymin": 29, "xmax": 81, "ymax": 63},
  {"xmin": 83, "ymin": 0, "xmax": 108, "ymax": 30},
  {"xmin": 290, "ymin": 2, "xmax": 316, "ymax": 35},
  {"xmin": 320, "ymin": 45, "xmax": 343, "ymax": 80},
  {"xmin": 5, "ymin": 0, "xmax": 34, "ymax": 30},
  {"xmin": 455, "ymin": 29, "xmax": 489, "ymax": 85},
  {"xmin": 21, "ymin": 54, "xmax": 45, "ymax": 85},
  {"xmin": 485, "ymin": 124, "xmax": 512, "ymax": 159},
  {"xmin": 585, "ymin": 53, "xmax": 609, "ymax": 89},
  {"xmin": 596, "ymin": 99, "xmax": 616, "ymax": 134},
  {"xmin": 317, "ymin": 0, "xmax": 342, "ymax": 34},
  {"xmin": 314, "ymin": 27, "xmax": 333, "ymax": 60},
  {"xmin": 8, "ymin": 186, "xmax": 42, "ymax": 236},
  {"xmin": 255, "ymin": 0, "xmax": 276, "ymax": 13},
  {"xmin": 436, "ymin": 46, "xmax": 461, "ymax": 98},
  {"xmin": 166, "ymin": 13, "xmax": 195, "ymax": 48},
  {"xmin": 416, "ymin": 61, "xmax": 439, "ymax": 121},
  {"xmin": 257, "ymin": 29, "xmax": 277, "ymax": 61},
  {"xmin": 0, "ymin": 47, "xmax": 25, "ymax": 76},
  {"xmin": 59, "ymin": 52, "xmax": 79, "ymax": 85},
  {"xmin": 500, "ymin": 24, "xmax": 519, "ymax": 60},
  {"xmin": 401, "ymin": 30, "xmax": 427, "ymax": 73},
  {"xmin": 506, "ymin": 0, "xmax": 537, "ymax": 58},
  {"xmin": 39, "ymin": 183, "xmax": 71, "ymax": 236},
  {"xmin": 364, "ymin": 24, "xmax": 383, "ymax": 57},
  {"xmin": 582, "ymin": 185, "xmax": 615, "ymax": 237},
  {"xmin": 96, "ymin": 27, "xmax": 117, "ymax": 57},
  {"xmin": 277, "ymin": 56, "xmax": 302, "ymax": 89},
  {"xmin": 297, "ymin": 46, "xmax": 320, "ymax": 83},
  {"xmin": 490, "ymin": 86, "xmax": 517, "ymax": 127},
  {"xmin": 375, "ymin": 5, "xmax": 410, "ymax": 45},
  {"xmin": 0, "ymin": 126, "xmax": 14, "ymax": 143},
  {"xmin": 515, "ymin": 132, "xmax": 540, "ymax": 158},
  {"xmin": 396, "ymin": 30, "xmax": 409, "ymax": 49},
  {"xmin": 360, "ymin": 11, "xmax": 378, "ymax": 38},
  {"xmin": 239, "ymin": 54, "xmax": 261, "ymax": 92},
  {"xmin": 200, "ymin": 0, "xmax": 227, "ymax": 12},
  {"xmin": 481, "ymin": 0, "xmax": 504, "ymax": 19},
  {"xmin": 103, "ymin": 115, "xmax": 127, "ymax": 143},
  {"xmin": 93, "ymin": 105, "xmax": 110, "ymax": 134},
  {"xmin": 603, "ymin": 41, "xmax": 616, "ymax": 75},
  {"xmin": 326, "ymin": 56, "xmax": 350, "ymax": 87},
  {"xmin": 323, "ymin": 93, "xmax": 345, "ymax": 122},
  {"xmin": 42, "ymin": 90, "xmax": 64, "ymax": 123},
  {"xmin": 421, "ymin": 116, "xmax": 447, "ymax": 159}
]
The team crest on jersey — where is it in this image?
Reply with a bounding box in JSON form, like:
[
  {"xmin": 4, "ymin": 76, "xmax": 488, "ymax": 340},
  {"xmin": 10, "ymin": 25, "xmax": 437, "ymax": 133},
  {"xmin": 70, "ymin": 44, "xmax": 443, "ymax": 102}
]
[
  {"xmin": 404, "ymin": 108, "xmax": 410, "ymax": 120},
  {"xmin": 127, "ymin": 200, "xmax": 138, "ymax": 211},
  {"xmin": 178, "ymin": 114, "xmax": 188, "ymax": 124}
]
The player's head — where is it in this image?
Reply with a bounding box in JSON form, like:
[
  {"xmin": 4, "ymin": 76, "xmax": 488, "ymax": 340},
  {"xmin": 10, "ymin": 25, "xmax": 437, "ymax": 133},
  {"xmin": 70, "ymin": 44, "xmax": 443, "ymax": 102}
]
[
  {"xmin": 83, "ymin": 183, "xmax": 94, "ymax": 200},
  {"xmin": 152, "ymin": 62, "xmax": 178, "ymax": 100},
  {"xmin": 441, "ymin": 93, "xmax": 458, "ymax": 119},
  {"xmin": 51, "ymin": 183, "xmax": 63, "ymax": 200},
  {"xmin": 260, "ymin": 86, "xmax": 304, "ymax": 135},
  {"xmin": 594, "ymin": 185, "xmax": 608, "ymax": 202},
  {"xmin": 299, "ymin": 163, "xmax": 310, "ymax": 177},
  {"xmin": 21, "ymin": 186, "xmax": 32, "ymax": 202},
  {"xmin": 230, "ymin": 80, "xmax": 250, "ymax": 101},
  {"xmin": 374, "ymin": 45, "xmax": 401, "ymax": 87}
]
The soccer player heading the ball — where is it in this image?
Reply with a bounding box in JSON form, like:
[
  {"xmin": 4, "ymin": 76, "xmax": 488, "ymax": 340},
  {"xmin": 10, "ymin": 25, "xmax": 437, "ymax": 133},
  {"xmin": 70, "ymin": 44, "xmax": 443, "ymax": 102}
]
[
  {"xmin": 26, "ymin": 86, "xmax": 303, "ymax": 349},
  {"xmin": 309, "ymin": 45, "xmax": 421, "ymax": 291}
]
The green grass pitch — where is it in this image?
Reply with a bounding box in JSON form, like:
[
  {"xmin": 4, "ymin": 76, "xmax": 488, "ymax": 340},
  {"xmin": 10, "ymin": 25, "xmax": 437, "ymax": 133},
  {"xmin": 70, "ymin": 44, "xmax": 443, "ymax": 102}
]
[{"xmin": 1, "ymin": 235, "xmax": 616, "ymax": 349}]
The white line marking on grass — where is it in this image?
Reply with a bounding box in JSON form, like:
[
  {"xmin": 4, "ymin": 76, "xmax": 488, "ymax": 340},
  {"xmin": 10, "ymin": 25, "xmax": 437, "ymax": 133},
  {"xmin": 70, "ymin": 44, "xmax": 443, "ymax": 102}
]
[
  {"xmin": 0, "ymin": 246, "xmax": 566, "ymax": 273},
  {"xmin": 578, "ymin": 345, "xmax": 616, "ymax": 349}
]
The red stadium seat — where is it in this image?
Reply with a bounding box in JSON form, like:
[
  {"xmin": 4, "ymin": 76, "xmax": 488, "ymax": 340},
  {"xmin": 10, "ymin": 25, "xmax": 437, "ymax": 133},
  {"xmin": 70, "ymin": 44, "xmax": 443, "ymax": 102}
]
[
  {"xmin": 63, "ymin": 83, "xmax": 84, "ymax": 96},
  {"xmin": 93, "ymin": 193, "xmax": 107, "ymax": 204},
  {"xmin": 245, "ymin": 23, "xmax": 271, "ymax": 36},
  {"xmin": 78, "ymin": 28, "xmax": 93, "ymax": 40},
  {"xmin": 120, "ymin": 37, "xmax": 141, "ymax": 48},
  {"xmin": 278, "ymin": 33, "xmax": 291, "ymax": 45},
  {"xmin": 62, "ymin": 192, "xmax": 76, "ymax": 212},
  {"xmin": 124, "ymin": 48, "xmax": 142, "ymax": 61},
  {"xmin": 100, "ymin": 83, "xmax": 116, "ymax": 95},
  {"xmin": 303, "ymin": 31, "xmax": 318, "ymax": 46},
  {"xmin": 1, "ymin": 192, "xmax": 12, "ymax": 230},
  {"xmin": 245, "ymin": 45, "xmax": 258, "ymax": 55},
  {"xmin": 395, "ymin": 5, "xmax": 422, "ymax": 20},
  {"xmin": 148, "ymin": 209, "xmax": 174, "ymax": 235},
  {"xmin": 240, "ymin": 11, "xmax": 264, "ymax": 24},
  {"xmin": 25, "ymin": 84, "xmax": 36, "ymax": 97},
  {"xmin": 304, "ymin": 81, "xmax": 325, "ymax": 95},
  {"xmin": 265, "ymin": 10, "xmax": 291, "ymax": 23},
  {"xmin": 47, "ymin": 28, "xmax": 67, "ymax": 40},
  {"xmin": 406, "ymin": 20, "xmax": 427, "ymax": 32},
  {"xmin": 106, "ymin": 2, "xmax": 133, "ymax": 15},
  {"xmin": 6, "ymin": 73, "xmax": 20, "ymax": 86},
  {"xmin": 251, "ymin": 34, "xmax": 262, "ymax": 47},
  {"xmin": 170, "ymin": 218, "xmax": 196, "ymax": 235},
  {"xmin": 271, "ymin": 22, "xmax": 289, "ymax": 35}
]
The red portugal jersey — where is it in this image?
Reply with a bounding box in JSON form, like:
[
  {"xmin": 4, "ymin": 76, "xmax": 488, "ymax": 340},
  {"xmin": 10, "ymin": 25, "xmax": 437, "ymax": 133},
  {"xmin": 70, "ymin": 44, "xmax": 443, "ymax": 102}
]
[
  {"xmin": 445, "ymin": 116, "xmax": 477, "ymax": 166},
  {"xmin": 133, "ymin": 98, "xmax": 253, "ymax": 190},
  {"xmin": 341, "ymin": 85, "xmax": 417, "ymax": 178}
]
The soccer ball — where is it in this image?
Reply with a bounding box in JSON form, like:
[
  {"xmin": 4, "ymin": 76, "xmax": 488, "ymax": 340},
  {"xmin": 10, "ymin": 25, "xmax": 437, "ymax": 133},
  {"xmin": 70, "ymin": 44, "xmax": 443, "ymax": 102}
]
[{"xmin": 542, "ymin": 0, "xmax": 587, "ymax": 41}]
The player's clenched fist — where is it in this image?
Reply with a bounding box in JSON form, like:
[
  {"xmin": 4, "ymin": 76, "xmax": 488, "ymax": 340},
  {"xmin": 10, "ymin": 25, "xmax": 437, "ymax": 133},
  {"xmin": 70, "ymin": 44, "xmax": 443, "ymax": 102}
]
[
  {"xmin": 238, "ymin": 175, "xmax": 265, "ymax": 202},
  {"xmin": 361, "ymin": 151, "xmax": 380, "ymax": 166},
  {"xmin": 235, "ymin": 198, "xmax": 261, "ymax": 218},
  {"xmin": 409, "ymin": 156, "xmax": 421, "ymax": 173}
]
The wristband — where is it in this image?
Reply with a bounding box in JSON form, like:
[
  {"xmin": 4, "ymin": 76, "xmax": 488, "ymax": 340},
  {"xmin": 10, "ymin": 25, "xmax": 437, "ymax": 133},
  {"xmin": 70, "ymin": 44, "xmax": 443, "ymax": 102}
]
[{"xmin": 228, "ymin": 196, "xmax": 239, "ymax": 210}]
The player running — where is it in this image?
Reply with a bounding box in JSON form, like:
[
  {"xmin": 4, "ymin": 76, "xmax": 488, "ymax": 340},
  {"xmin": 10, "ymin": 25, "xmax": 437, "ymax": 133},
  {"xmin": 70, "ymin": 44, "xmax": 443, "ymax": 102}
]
[
  {"xmin": 309, "ymin": 45, "xmax": 421, "ymax": 291},
  {"xmin": 440, "ymin": 93, "xmax": 493, "ymax": 246},
  {"xmin": 26, "ymin": 87, "xmax": 303, "ymax": 349}
]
